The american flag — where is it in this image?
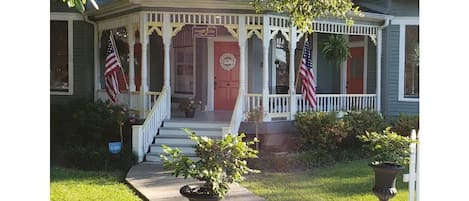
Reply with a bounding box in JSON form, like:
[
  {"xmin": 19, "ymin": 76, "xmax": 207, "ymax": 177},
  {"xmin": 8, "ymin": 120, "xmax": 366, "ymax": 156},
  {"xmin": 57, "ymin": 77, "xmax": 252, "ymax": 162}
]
[
  {"xmin": 299, "ymin": 39, "xmax": 317, "ymax": 109},
  {"xmin": 104, "ymin": 34, "xmax": 122, "ymax": 103}
]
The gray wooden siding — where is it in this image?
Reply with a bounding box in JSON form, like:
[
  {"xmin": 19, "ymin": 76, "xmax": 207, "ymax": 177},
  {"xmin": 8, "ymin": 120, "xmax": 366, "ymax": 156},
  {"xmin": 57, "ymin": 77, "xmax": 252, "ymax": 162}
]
[
  {"xmin": 51, "ymin": 1, "xmax": 77, "ymax": 12},
  {"xmin": 51, "ymin": 21, "xmax": 95, "ymax": 105},
  {"xmin": 316, "ymin": 33, "xmax": 341, "ymax": 94},
  {"xmin": 248, "ymin": 37, "xmax": 263, "ymax": 93},
  {"xmin": 195, "ymin": 38, "xmax": 208, "ymax": 105},
  {"xmin": 367, "ymin": 38, "xmax": 377, "ymax": 94},
  {"xmin": 389, "ymin": 0, "xmax": 419, "ymax": 16},
  {"xmin": 149, "ymin": 33, "xmax": 164, "ymax": 92},
  {"xmin": 381, "ymin": 25, "xmax": 419, "ymax": 117}
]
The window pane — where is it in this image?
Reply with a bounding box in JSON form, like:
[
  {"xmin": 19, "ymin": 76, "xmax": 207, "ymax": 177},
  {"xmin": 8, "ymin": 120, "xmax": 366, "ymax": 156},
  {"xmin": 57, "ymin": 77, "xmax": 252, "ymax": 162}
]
[
  {"xmin": 50, "ymin": 21, "xmax": 69, "ymax": 92},
  {"xmin": 404, "ymin": 25, "xmax": 419, "ymax": 98},
  {"xmin": 274, "ymin": 33, "xmax": 289, "ymax": 93}
]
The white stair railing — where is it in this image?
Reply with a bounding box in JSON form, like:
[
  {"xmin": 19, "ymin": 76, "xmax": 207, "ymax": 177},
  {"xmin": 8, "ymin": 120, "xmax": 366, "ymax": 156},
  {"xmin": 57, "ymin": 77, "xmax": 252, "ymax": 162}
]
[
  {"xmin": 145, "ymin": 91, "xmax": 161, "ymax": 114},
  {"xmin": 223, "ymin": 93, "xmax": 245, "ymax": 135},
  {"xmin": 132, "ymin": 87, "xmax": 168, "ymax": 162}
]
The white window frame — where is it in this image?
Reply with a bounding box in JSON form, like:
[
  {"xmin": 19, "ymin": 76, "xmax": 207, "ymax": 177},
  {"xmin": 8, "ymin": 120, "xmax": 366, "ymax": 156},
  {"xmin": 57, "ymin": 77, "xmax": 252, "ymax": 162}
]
[
  {"xmin": 392, "ymin": 17, "xmax": 419, "ymax": 102},
  {"xmin": 50, "ymin": 13, "xmax": 82, "ymax": 95}
]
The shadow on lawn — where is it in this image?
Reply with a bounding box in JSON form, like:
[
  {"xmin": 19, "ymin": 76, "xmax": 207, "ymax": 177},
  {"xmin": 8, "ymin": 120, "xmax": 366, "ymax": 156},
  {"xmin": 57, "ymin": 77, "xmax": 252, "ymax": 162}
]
[
  {"xmin": 244, "ymin": 160, "xmax": 409, "ymax": 200},
  {"xmin": 50, "ymin": 166, "xmax": 126, "ymax": 185}
]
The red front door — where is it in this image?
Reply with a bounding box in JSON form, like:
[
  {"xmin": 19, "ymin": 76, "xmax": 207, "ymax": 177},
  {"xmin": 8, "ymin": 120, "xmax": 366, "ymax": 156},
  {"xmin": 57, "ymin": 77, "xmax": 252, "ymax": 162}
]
[
  {"xmin": 214, "ymin": 42, "xmax": 239, "ymax": 110},
  {"xmin": 347, "ymin": 47, "xmax": 364, "ymax": 94}
]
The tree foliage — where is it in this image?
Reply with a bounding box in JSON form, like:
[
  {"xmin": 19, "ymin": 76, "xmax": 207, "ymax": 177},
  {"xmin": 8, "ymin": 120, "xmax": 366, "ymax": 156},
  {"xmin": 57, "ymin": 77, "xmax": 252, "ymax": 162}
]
[
  {"xmin": 252, "ymin": 0, "xmax": 362, "ymax": 32},
  {"xmin": 61, "ymin": 0, "xmax": 99, "ymax": 13}
]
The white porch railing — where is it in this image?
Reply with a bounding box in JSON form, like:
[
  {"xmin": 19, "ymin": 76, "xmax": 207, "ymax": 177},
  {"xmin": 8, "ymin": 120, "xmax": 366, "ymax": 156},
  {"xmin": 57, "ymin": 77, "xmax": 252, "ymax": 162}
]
[
  {"xmin": 223, "ymin": 93, "xmax": 245, "ymax": 135},
  {"xmin": 246, "ymin": 93, "xmax": 263, "ymax": 112},
  {"xmin": 297, "ymin": 94, "xmax": 377, "ymax": 113},
  {"xmin": 96, "ymin": 89, "xmax": 160, "ymax": 115},
  {"xmin": 269, "ymin": 94, "xmax": 290, "ymax": 118},
  {"xmin": 132, "ymin": 87, "xmax": 168, "ymax": 162},
  {"xmin": 245, "ymin": 93, "xmax": 377, "ymax": 120}
]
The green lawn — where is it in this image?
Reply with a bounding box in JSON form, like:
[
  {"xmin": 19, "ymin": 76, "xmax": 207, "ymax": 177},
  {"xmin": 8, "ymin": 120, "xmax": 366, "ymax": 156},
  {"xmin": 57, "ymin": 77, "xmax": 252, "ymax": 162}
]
[
  {"xmin": 242, "ymin": 160, "xmax": 409, "ymax": 201},
  {"xmin": 50, "ymin": 167, "xmax": 141, "ymax": 201}
]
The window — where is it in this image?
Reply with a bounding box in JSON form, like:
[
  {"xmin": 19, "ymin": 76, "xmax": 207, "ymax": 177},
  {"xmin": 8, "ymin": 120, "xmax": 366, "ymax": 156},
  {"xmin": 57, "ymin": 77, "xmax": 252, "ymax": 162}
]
[
  {"xmin": 173, "ymin": 27, "xmax": 194, "ymax": 96},
  {"xmin": 50, "ymin": 20, "xmax": 73, "ymax": 95},
  {"xmin": 395, "ymin": 17, "xmax": 419, "ymax": 102},
  {"xmin": 404, "ymin": 26, "xmax": 419, "ymax": 98}
]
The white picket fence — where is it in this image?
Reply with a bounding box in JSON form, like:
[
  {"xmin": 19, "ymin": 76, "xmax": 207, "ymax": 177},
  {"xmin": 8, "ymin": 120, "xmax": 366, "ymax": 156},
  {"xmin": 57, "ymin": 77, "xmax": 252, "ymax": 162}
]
[{"xmin": 404, "ymin": 129, "xmax": 418, "ymax": 201}]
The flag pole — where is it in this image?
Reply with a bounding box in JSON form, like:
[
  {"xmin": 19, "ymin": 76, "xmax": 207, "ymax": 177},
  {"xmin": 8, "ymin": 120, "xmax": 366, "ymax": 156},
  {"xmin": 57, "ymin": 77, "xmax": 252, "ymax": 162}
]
[
  {"xmin": 294, "ymin": 34, "xmax": 309, "ymax": 91},
  {"xmin": 109, "ymin": 30, "xmax": 129, "ymax": 90}
]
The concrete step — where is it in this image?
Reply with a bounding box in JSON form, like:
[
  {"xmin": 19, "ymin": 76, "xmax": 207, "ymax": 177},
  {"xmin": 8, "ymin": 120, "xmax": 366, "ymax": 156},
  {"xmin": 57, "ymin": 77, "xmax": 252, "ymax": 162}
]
[
  {"xmin": 153, "ymin": 138, "xmax": 196, "ymax": 146},
  {"xmin": 158, "ymin": 127, "xmax": 222, "ymax": 138},
  {"xmin": 149, "ymin": 145, "xmax": 196, "ymax": 155},
  {"xmin": 146, "ymin": 153, "xmax": 200, "ymax": 162},
  {"xmin": 163, "ymin": 120, "xmax": 229, "ymax": 129}
]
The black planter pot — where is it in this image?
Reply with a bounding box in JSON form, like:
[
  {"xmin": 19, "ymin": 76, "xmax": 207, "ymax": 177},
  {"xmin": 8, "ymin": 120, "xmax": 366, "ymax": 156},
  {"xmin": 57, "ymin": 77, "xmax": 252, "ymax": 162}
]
[
  {"xmin": 370, "ymin": 162, "xmax": 404, "ymax": 201},
  {"xmin": 185, "ymin": 110, "xmax": 195, "ymax": 118},
  {"xmin": 179, "ymin": 184, "xmax": 221, "ymax": 201}
]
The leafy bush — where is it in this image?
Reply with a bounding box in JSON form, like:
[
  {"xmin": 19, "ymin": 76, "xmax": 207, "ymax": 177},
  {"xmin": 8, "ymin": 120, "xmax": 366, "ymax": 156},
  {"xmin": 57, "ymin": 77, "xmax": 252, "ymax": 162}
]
[
  {"xmin": 357, "ymin": 127, "xmax": 416, "ymax": 165},
  {"xmin": 294, "ymin": 112, "xmax": 350, "ymax": 151},
  {"xmin": 342, "ymin": 110, "xmax": 385, "ymax": 147},
  {"xmin": 297, "ymin": 149, "xmax": 336, "ymax": 168},
  {"xmin": 161, "ymin": 129, "xmax": 260, "ymax": 199},
  {"xmin": 248, "ymin": 153, "xmax": 306, "ymax": 172},
  {"xmin": 391, "ymin": 114, "xmax": 419, "ymax": 136},
  {"xmin": 58, "ymin": 145, "xmax": 137, "ymax": 171},
  {"xmin": 71, "ymin": 100, "xmax": 129, "ymax": 146}
]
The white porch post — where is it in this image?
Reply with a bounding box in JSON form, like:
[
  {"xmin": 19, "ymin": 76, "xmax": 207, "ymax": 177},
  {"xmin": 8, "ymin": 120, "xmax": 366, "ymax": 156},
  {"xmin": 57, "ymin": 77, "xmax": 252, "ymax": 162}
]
[
  {"xmin": 376, "ymin": 29, "xmax": 382, "ymax": 112},
  {"xmin": 289, "ymin": 25, "xmax": 297, "ymax": 120},
  {"xmin": 238, "ymin": 16, "xmax": 247, "ymax": 94},
  {"xmin": 262, "ymin": 16, "xmax": 271, "ymax": 121},
  {"xmin": 94, "ymin": 30, "xmax": 102, "ymax": 100},
  {"xmin": 127, "ymin": 24, "xmax": 136, "ymax": 110},
  {"xmin": 162, "ymin": 13, "xmax": 172, "ymax": 119},
  {"xmin": 127, "ymin": 24, "xmax": 136, "ymax": 92},
  {"xmin": 139, "ymin": 13, "xmax": 149, "ymax": 118}
]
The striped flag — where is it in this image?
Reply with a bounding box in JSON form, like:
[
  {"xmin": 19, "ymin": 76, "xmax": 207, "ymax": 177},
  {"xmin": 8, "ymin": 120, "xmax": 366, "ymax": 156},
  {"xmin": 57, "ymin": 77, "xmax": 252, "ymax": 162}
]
[
  {"xmin": 299, "ymin": 39, "xmax": 317, "ymax": 108},
  {"xmin": 104, "ymin": 34, "xmax": 122, "ymax": 103}
]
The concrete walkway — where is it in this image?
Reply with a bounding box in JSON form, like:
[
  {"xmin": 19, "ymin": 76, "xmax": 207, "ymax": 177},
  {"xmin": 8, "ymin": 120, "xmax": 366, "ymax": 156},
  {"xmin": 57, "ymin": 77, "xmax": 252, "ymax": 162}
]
[{"xmin": 126, "ymin": 162, "xmax": 265, "ymax": 201}]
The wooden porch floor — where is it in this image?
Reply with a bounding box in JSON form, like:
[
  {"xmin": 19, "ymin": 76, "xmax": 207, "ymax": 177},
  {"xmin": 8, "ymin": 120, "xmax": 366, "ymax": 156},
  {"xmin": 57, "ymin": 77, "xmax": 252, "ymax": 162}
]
[{"xmin": 170, "ymin": 110, "xmax": 232, "ymax": 122}]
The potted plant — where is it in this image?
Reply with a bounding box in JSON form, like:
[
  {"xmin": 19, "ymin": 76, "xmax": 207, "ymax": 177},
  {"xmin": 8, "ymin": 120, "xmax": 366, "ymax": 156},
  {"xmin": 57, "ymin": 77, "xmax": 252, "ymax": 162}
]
[
  {"xmin": 106, "ymin": 102, "xmax": 129, "ymax": 154},
  {"xmin": 357, "ymin": 127, "xmax": 417, "ymax": 201},
  {"xmin": 178, "ymin": 98, "xmax": 203, "ymax": 118},
  {"xmin": 160, "ymin": 129, "xmax": 260, "ymax": 201},
  {"xmin": 246, "ymin": 106, "xmax": 264, "ymax": 151},
  {"xmin": 320, "ymin": 34, "xmax": 350, "ymax": 70}
]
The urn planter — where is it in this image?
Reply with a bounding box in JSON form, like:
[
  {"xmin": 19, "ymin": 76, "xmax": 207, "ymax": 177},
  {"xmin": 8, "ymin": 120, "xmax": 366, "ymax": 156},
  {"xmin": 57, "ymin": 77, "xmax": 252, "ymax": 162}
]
[
  {"xmin": 180, "ymin": 184, "xmax": 222, "ymax": 201},
  {"xmin": 370, "ymin": 162, "xmax": 404, "ymax": 201}
]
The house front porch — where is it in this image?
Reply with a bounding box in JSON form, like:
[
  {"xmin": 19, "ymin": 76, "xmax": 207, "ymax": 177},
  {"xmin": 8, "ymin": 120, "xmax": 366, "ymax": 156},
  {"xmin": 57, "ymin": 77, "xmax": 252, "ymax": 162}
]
[{"xmin": 90, "ymin": 5, "xmax": 388, "ymax": 162}]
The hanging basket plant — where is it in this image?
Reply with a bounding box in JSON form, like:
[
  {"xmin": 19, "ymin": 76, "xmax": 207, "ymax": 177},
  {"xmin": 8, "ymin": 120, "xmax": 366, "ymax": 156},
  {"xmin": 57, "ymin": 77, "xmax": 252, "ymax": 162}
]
[{"xmin": 320, "ymin": 34, "xmax": 350, "ymax": 69}]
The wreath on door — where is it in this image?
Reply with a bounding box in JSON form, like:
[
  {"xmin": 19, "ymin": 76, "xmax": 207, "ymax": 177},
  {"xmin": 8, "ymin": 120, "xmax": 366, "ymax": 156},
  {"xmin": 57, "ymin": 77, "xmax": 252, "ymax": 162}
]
[{"xmin": 219, "ymin": 53, "xmax": 236, "ymax": 71}]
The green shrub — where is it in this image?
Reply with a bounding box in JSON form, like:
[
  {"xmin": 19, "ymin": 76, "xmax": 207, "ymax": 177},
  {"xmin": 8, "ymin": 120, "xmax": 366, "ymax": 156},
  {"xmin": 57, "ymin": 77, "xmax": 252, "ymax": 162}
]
[
  {"xmin": 58, "ymin": 146, "xmax": 137, "ymax": 171},
  {"xmin": 297, "ymin": 149, "xmax": 336, "ymax": 168},
  {"xmin": 294, "ymin": 112, "xmax": 350, "ymax": 151},
  {"xmin": 342, "ymin": 110, "xmax": 385, "ymax": 147},
  {"xmin": 71, "ymin": 100, "xmax": 129, "ymax": 146},
  {"xmin": 161, "ymin": 129, "xmax": 260, "ymax": 199},
  {"xmin": 357, "ymin": 127, "xmax": 416, "ymax": 165},
  {"xmin": 391, "ymin": 114, "xmax": 419, "ymax": 136}
]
